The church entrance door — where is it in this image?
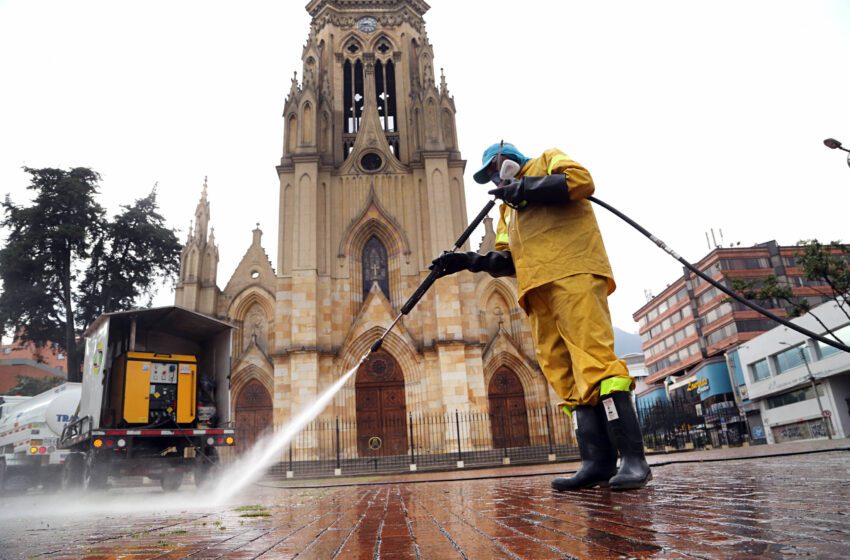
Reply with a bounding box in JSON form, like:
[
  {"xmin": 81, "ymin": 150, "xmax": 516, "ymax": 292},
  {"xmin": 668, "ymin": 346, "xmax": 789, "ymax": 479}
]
[
  {"xmin": 235, "ymin": 379, "xmax": 273, "ymax": 455},
  {"xmin": 488, "ymin": 368, "xmax": 530, "ymax": 449},
  {"xmin": 355, "ymin": 351, "xmax": 408, "ymax": 456}
]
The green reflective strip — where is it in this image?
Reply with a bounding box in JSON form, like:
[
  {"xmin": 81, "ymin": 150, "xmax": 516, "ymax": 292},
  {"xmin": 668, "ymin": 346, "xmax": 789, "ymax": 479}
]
[
  {"xmin": 547, "ymin": 154, "xmax": 569, "ymax": 175},
  {"xmin": 600, "ymin": 377, "xmax": 632, "ymax": 396},
  {"xmin": 559, "ymin": 404, "xmax": 573, "ymax": 417},
  {"xmin": 496, "ymin": 233, "xmax": 510, "ymax": 244}
]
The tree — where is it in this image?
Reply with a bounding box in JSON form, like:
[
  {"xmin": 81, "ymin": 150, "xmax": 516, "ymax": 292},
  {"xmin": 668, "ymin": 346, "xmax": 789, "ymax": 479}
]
[
  {"xmin": 729, "ymin": 239, "xmax": 850, "ymax": 343},
  {"xmin": 0, "ymin": 168, "xmax": 181, "ymax": 381},
  {"xmin": 9, "ymin": 374, "xmax": 64, "ymax": 396},
  {"xmin": 77, "ymin": 188, "xmax": 181, "ymax": 328}
]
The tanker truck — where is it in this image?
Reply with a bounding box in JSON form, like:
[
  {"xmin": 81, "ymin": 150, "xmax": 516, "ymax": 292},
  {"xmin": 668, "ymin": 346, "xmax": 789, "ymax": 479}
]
[
  {"xmin": 0, "ymin": 383, "xmax": 81, "ymax": 493},
  {"xmin": 59, "ymin": 306, "xmax": 236, "ymax": 491}
]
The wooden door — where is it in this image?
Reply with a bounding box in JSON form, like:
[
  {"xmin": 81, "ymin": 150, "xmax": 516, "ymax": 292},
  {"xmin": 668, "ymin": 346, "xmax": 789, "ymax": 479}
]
[
  {"xmin": 235, "ymin": 380, "xmax": 273, "ymax": 454},
  {"xmin": 488, "ymin": 368, "xmax": 530, "ymax": 448},
  {"xmin": 355, "ymin": 351, "xmax": 408, "ymax": 456}
]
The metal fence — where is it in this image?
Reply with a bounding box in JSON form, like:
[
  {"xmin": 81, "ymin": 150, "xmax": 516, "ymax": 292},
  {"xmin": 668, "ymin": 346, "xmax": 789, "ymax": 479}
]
[
  {"xmin": 636, "ymin": 398, "xmax": 750, "ymax": 450},
  {"xmin": 261, "ymin": 399, "xmax": 751, "ymax": 479},
  {"xmin": 268, "ymin": 406, "xmax": 578, "ymax": 478}
]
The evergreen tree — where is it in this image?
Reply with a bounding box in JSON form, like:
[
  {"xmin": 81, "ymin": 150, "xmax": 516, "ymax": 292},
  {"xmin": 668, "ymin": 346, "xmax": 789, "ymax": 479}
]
[{"xmin": 0, "ymin": 168, "xmax": 181, "ymax": 381}]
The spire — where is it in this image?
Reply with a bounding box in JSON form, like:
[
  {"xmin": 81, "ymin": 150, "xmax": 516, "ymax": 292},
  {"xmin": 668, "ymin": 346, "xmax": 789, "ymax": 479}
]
[
  {"xmin": 194, "ymin": 177, "xmax": 211, "ymax": 245},
  {"xmin": 440, "ymin": 67, "xmax": 449, "ymax": 96}
]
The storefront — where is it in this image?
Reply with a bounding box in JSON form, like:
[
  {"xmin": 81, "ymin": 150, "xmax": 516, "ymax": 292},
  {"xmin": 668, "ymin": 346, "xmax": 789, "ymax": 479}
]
[{"xmin": 689, "ymin": 358, "xmax": 747, "ymax": 446}]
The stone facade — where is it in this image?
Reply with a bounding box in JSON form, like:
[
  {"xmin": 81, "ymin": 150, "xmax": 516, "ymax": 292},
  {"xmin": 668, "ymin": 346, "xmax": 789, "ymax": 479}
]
[{"xmin": 175, "ymin": 0, "xmax": 558, "ymax": 457}]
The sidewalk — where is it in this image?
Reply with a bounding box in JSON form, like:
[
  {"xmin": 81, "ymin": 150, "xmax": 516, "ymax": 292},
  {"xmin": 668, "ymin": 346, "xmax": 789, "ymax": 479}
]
[{"xmin": 261, "ymin": 437, "xmax": 850, "ymax": 489}]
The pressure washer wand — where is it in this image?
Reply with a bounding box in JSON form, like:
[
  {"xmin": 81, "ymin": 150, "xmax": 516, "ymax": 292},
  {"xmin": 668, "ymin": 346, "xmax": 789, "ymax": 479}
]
[{"xmin": 369, "ymin": 198, "xmax": 497, "ymax": 354}]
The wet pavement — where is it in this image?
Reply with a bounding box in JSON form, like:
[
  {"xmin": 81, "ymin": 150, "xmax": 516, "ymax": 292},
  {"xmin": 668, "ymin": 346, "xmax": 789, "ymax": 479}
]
[{"xmin": 1, "ymin": 444, "xmax": 849, "ymax": 559}]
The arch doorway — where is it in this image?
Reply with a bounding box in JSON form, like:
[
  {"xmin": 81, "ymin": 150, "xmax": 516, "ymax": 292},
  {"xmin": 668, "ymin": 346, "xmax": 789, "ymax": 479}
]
[
  {"xmin": 355, "ymin": 351, "xmax": 408, "ymax": 456},
  {"xmin": 234, "ymin": 379, "xmax": 273, "ymax": 454},
  {"xmin": 488, "ymin": 367, "xmax": 530, "ymax": 448}
]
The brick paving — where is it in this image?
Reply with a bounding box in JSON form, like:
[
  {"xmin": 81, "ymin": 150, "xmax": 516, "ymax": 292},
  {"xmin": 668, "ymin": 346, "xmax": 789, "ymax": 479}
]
[{"xmin": 1, "ymin": 445, "xmax": 849, "ymax": 559}]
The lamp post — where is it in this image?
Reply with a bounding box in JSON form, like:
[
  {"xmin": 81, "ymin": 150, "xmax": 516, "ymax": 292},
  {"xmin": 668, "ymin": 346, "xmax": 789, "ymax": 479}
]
[
  {"xmin": 779, "ymin": 342, "xmax": 832, "ymax": 439},
  {"xmin": 823, "ymin": 138, "xmax": 850, "ymax": 169}
]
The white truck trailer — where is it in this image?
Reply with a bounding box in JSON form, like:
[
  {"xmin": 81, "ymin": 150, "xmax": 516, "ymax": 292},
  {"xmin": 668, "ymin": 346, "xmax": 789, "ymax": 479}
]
[
  {"xmin": 0, "ymin": 383, "xmax": 81, "ymax": 493},
  {"xmin": 59, "ymin": 306, "xmax": 236, "ymax": 491}
]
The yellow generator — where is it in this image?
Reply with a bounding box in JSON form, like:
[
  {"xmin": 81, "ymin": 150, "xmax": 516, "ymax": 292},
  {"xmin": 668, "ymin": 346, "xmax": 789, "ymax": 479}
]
[
  {"xmin": 110, "ymin": 352, "xmax": 197, "ymax": 426},
  {"xmin": 59, "ymin": 307, "xmax": 235, "ymax": 492}
]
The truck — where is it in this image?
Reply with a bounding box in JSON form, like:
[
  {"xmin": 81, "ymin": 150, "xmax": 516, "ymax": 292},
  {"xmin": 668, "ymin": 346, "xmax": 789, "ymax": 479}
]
[
  {"xmin": 0, "ymin": 383, "xmax": 81, "ymax": 493},
  {"xmin": 59, "ymin": 306, "xmax": 236, "ymax": 491}
]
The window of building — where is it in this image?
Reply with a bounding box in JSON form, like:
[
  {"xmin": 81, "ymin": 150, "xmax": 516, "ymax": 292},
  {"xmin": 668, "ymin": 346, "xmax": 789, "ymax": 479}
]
[
  {"xmin": 816, "ymin": 324, "xmax": 850, "ymax": 359},
  {"xmin": 721, "ymin": 257, "xmax": 770, "ymax": 270},
  {"xmin": 774, "ymin": 344, "xmax": 809, "ymax": 374},
  {"xmin": 362, "ymin": 237, "xmax": 390, "ymax": 301},
  {"xmin": 750, "ymin": 358, "xmax": 770, "ymax": 382},
  {"xmin": 706, "ymin": 324, "xmax": 736, "ymax": 346},
  {"xmin": 765, "ymin": 384, "xmax": 824, "ymax": 409},
  {"xmin": 736, "ymin": 319, "xmax": 777, "ymax": 332}
]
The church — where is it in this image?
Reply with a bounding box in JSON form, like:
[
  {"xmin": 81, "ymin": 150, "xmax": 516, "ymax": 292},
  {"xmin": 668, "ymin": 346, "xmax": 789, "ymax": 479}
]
[{"xmin": 174, "ymin": 0, "xmax": 561, "ymax": 459}]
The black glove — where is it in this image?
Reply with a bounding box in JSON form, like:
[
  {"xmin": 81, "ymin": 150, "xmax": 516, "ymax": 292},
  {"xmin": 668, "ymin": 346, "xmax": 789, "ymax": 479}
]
[
  {"xmin": 429, "ymin": 252, "xmax": 473, "ymax": 278},
  {"xmin": 488, "ymin": 174, "xmax": 570, "ymax": 207},
  {"xmin": 430, "ymin": 251, "xmax": 515, "ymax": 279}
]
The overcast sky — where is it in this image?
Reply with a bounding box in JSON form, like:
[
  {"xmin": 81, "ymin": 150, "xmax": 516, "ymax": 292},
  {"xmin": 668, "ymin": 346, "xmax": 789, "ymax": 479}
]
[{"xmin": 1, "ymin": 0, "xmax": 849, "ymax": 339}]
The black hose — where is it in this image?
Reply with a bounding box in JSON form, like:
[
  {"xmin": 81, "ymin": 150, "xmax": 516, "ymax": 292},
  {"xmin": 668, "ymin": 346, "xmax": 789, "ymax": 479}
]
[{"xmin": 588, "ymin": 195, "xmax": 850, "ymax": 354}]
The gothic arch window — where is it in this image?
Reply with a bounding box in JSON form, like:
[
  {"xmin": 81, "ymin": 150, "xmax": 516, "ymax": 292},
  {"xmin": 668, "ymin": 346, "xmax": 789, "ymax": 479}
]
[
  {"xmin": 374, "ymin": 59, "xmax": 399, "ymax": 158},
  {"xmin": 484, "ymin": 292, "xmax": 512, "ymax": 340},
  {"xmin": 286, "ymin": 114, "xmax": 298, "ymax": 153},
  {"xmin": 362, "ymin": 236, "xmax": 390, "ymax": 301},
  {"xmin": 343, "ymin": 59, "xmax": 365, "ymax": 157},
  {"xmin": 441, "ymin": 108, "xmax": 454, "ymax": 149},
  {"xmin": 301, "ymin": 102, "xmax": 314, "ymax": 145},
  {"xmin": 242, "ymin": 303, "xmax": 268, "ymax": 354}
]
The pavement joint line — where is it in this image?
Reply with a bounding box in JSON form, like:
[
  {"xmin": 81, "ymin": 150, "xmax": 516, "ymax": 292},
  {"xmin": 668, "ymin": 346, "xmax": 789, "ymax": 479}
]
[
  {"xmin": 372, "ymin": 486, "xmax": 391, "ymax": 560},
  {"xmin": 254, "ymin": 444, "xmax": 850, "ymax": 490},
  {"xmin": 328, "ymin": 487, "xmax": 380, "ymax": 559},
  {"xmin": 416, "ymin": 486, "xmax": 530, "ymax": 560},
  {"xmin": 398, "ymin": 488, "xmax": 423, "ymax": 560},
  {"xmin": 331, "ymin": 486, "xmax": 387, "ymax": 559},
  {"xmin": 411, "ymin": 491, "xmax": 470, "ymax": 559}
]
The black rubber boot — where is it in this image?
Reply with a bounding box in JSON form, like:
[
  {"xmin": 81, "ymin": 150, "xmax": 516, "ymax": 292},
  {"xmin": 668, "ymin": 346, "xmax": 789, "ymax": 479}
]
[
  {"xmin": 552, "ymin": 405, "xmax": 618, "ymax": 491},
  {"xmin": 602, "ymin": 392, "xmax": 652, "ymax": 491}
]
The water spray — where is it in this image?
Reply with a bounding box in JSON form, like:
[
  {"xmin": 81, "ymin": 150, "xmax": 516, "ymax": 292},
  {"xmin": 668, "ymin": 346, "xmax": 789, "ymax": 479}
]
[{"xmin": 200, "ymin": 155, "xmax": 520, "ymax": 502}]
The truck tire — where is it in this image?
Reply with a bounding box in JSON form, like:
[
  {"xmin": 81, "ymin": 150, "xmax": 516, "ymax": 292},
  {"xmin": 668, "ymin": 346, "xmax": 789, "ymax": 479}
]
[
  {"xmin": 61, "ymin": 452, "xmax": 84, "ymax": 490},
  {"xmin": 83, "ymin": 452, "xmax": 109, "ymax": 490},
  {"xmin": 160, "ymin": 470, "xmax": 183, "ymax": 492},
  {"xmin": 194, "ymin": 448, "xmax": 219, "ymax": 488}
]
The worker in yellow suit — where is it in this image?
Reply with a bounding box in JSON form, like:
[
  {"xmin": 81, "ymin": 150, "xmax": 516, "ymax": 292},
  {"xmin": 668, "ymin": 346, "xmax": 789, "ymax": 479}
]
[{"xmin": 430, "ymin": 142, "xmax": 651, "ymax": 491}]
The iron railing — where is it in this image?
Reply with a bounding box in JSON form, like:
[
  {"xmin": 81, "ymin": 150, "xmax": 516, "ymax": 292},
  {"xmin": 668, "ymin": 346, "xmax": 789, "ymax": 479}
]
[
  {"xmin": 636, "ymin": 398, "xmax": 750, "ymax": 450},
  {"xmin": 268, "ymin": 405, "xmax": 578, "ymax": 478}
]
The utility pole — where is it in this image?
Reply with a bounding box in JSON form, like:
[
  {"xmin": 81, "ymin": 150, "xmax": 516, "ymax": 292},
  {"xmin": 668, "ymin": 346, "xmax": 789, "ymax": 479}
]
[{"xmin": 799, "ymin": 348, "xmax": 832, "ymax": 439}]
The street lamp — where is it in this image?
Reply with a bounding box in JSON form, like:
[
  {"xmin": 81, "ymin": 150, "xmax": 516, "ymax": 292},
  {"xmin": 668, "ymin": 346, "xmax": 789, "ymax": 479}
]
[
  {"xmin": 779, "ymin": 342, "xmax": 832, "ymax": 439},
  {"xmin": 823, "ymin": 138, "xmax": 850, "ymax": 169}
]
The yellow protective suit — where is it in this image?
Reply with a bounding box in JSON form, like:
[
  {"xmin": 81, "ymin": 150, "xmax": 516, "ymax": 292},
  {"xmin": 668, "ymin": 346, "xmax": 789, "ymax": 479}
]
[{"xmin": 495, "ymin": 148, "xmax": 632, "ymax": 410}]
